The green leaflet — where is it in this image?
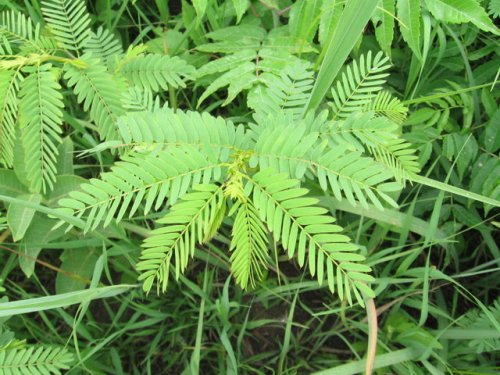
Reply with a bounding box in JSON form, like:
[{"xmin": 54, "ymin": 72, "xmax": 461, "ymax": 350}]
[
  {"xmin": 490, "ymin": 0, "xmax": 500, "ymax": 17},
  {"xmin": 57, "ymin": 146, "xmax": 224, "ymax": 233},
  {"xmin": 85, "ymin": 26, "xmax": 123, "ymax": 67},
  {"xmin": 64, "ymin": 54, "xmax": 126, "ymax": 141},
  {"xmin": 192, "ymin": 0, "xmax": 208, "ymax": 21},
  {"xmin": 137, "ymin": 184, "xmax": 225, "ymax": 294},
  {"xmin": 0, "ymin": 346, "xmax": 74, "ymax": 374},
  {"xmin": 120, "ymin": 54, "xmax": 196, "ymax": 91},
  {"xmin": 323, "ymin": 113, "xmax": 419, "ymax": 182},
  {"xmin": 0, "ymin": 10, "xmax": 44, "ymax": 54},
  {"xmin": 41, "ymin": 0, "xmax": 91, "ymax": 53},
  {"xmin": 397, "ymin": 0, "xmax": 422, "ymax": 59},
  {"xmin": 6, "ymin": 193, "xmax": 41, "ymax": 241},
  {"xmin": 305, "ymin": 0, "xmax": 380, "ymax": 113},
  {"xmin": 250, "ymin": 120, "xmax": 319, "ymax": 179},
  {"xmin": 367, "ymin": 91, "xmax": 408, "ymax": 125},
  {"xmin": 373, "ymin": 0, "xmax": 396, "ymax": 57},
  {"xmin": 289, "ymin": 0, "xmax": 322, "ymax": 45},
  {"xmin": 197, "ymin": 24, "xmax": 266, "ymax": 51},
  {"xmin": 197, "ymin": 61, "xmax": 256, "ymax": 107},
  {"xmin": 329, "ymin": 51, "xmax": 391, "ymax": 120},
  {"xmin": 230, "ymin": 200, "xmax": 270, "ymax": 289},
  {"xmin": 313, "ymin": 146, "xmax": 401, "ymax": 209},
  {"xmin": 323, "ymin": 112, "xmax": 398, "ymax": 150},
  {"xmin": 424, "ymin": 0, "xmax": 499, "ymax": 35},
  {"xmin": 195, "ymin": 24, "xmax": 314, "ymax": 107},
  {"xmin": 249, "ymin": 113, "xmax": 403, "ymax": 207},
  {"xmin": 18, "ymin": 64, "xmax": 64, "ymax": 193},
  {"xmin": 0, "ymin": 70, "xmax": 20, "ymax": 168},
  {"xmin": 247, "ymin": 61, "xmax": 314, "ymax": 121},
  {"xmin": 231, "ymin": 0, "xmax": 248, "ymax": 23},
  {"xmin": 249, "ymin": 169, "xmax": 375, "ymax": 306},
  {"xmin": 117, "ymin": 107, "xmax": 249, "ymax": 159}
]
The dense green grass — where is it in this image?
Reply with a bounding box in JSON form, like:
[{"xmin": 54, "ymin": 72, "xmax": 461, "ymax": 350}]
[{"xmin": 0, "ymin": 0, "xmax": 499, "ymax": 374}]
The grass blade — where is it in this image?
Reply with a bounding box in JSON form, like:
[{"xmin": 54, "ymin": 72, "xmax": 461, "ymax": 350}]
[
  {"xmin": 312, "ymin": 347, "xmax": 424, "ymax": 375},
  {"xmin": 0, "ymin": 285, "xmax": 136, "ymax": 317},
  {"xmin": 303, "ymin": 0, "xmax": 379, "ymax": 114}
]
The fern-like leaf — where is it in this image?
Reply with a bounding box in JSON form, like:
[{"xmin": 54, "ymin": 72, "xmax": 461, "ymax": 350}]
[
  {"xmin": 18, "ymin": 64, "xmax": 63, "ymax": 193},
  {"xmin": 194, "ymin": 25, "xmax": 313, "ymax": 108},
  {"xmin": 250, "ymin": 121, "xmax": 319, "ymax": 179},
  {"xmin": 230, "ymin": 200, "xmax": 270, "ymax": 289},
  {"xmin": 248, "ymin": 61, "xmax": 314, "ymax": 121},
  {"xmin": 0, "ymin": 346, "xmax": 73, "ymax": 374},
  {"xmin": 122, "ymin": 87, "xmax": 161, "ymax": 112},
  {"xmin": 117, "ymin": 108, "xmax": 250, "ymax": 159},
  {"xmin": 313, "ymin": 146, "xmax": 401, "ymax": 209},
  {"xmin": 0, "ymin": 10, "xmax": 42, "ymax": 53},
  {"xmin": 41, "ymin": 0, "xmax": 91, "ymax": 53},
  {"xmin": 369, "ymin": 138, "xmax": 421, "ymax": 182},
  {"xmin": 330, "ymin": 51, "xmax": 390, "ymax": 120},
  {"xmin": 367, "ymin": 91, "xmax": 408, "ymax": 125},
  {"xmin": 323, "ymin": 112, "xmax": 420, "ymax": 182},
  {"xmin": 64, "ymin": 54, "xmax": 126, "ymax": 140},
  {"xmin": 248, "ymin": 170, "xmax": 375, "ymax": 306},
  {"xmin": 0, "ymin": 70, "xmax": 21, "ymax": 167},
  {"xmin": 120, "ymin": 54, "xmax": 196, "ymax": 91},
  {"xmin": 323, "ymin": 112, "xmax": 399, "ymax": 151},
  {"xmin": 250, "ymin": 120, "xmax": 401, "ymax": 208},
  {"xmin": 57, "ymin": 146, "xmax": 224, "ymax": 233},
  {"xmin": 137, "ymin": 184, "xmax": 225, "ymax": 294},
  {"xmin": 457, "ymin": 298, "xmax": 500, "ymax": 353},
  {"xmin": 85, "ymin": 26, "xmax": 123, "ymax": 67}
]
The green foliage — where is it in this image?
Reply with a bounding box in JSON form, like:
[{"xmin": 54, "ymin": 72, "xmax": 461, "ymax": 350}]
[
  {"xmin": 229, "ymin": 200, "xmax": 269, "ymax": 290},
  {"xmin": 424, "ymin": 0, "xmax": 499, "ymax": 34},
  {"xmin": 329, "ymin": 51, "xmax": 391, "ymax": 120},
  {"xmin": 0, "ymin": 346, "xmax": 73, "ymax": 374},
  {"xmin": 85, "ymin": 26, "xmax": 123, "ymax": 66},
  {"xmin": 138, "ymin": 184, "xmax": 226, "ymax": 293},
  {"xmin": 0, "ymin": 0, "xmax": 196, "ymax": 191},
  {"xmin": 59, "ymin": 104, "xmax": 383, "ymax": 304},
  {"xmin": 372, "ymin": 0, "xmax": 395, "ymax": 57},
  {"xmin": 0, "ymin": 0, "xmax": 499, "ymax": 373},
  {"xmin": 0, "ymin": 10, "xmax": 43, "ymax": 54},
  {"xmin": 0, "ymin": 70, "xmax": 19, "ymax": 167},
  {"xmin": 322, "ymin": 112, "xmax": 420, "ymax": 182},
  {"xmin": 249, "ymin": 170, "xmax": 375, "ymax": 302},
  {"xmin": 41, "ymin": 0, "xmax": 91, "ymax": 53},
  {"xmin": 368, "ymin": 91, "xmax": 408, "ymax": 125},
  {"xmin": 0, "ymin": 212, "xmax": 6, "ymax": 231},
  {"xmin": 456, "ymin": 299, "xmax": 500, "ymax": 354},
  {"xmin": 120, "ymin": 53, "xmax": 196, "ymax": 91},
  {"xmin": 18, "ymin": 64, "xmax": 64, "ymax": 193},
  {"xmin": 248, "ymin": 61, "xmax": 314, "ymax": 120},
  {"xmin": 397, "ymin": 0, "xmax": 422, "ymax": 59},
  {"xmin": 490, "ymin": 0, "xmax": 500, "ymax": 17},
  {"xmin": 195, "ymin": 24, "xmax": 315, "ymax": 107},
  {"xmin": 64, "ymin": 54, "xmax": 126, "ymax": 141}
]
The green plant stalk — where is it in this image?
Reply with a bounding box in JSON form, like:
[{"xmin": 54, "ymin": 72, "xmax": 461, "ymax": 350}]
[{"xmin": 365, "ymin": 298, "xmax": 378, "ymax": 375}]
